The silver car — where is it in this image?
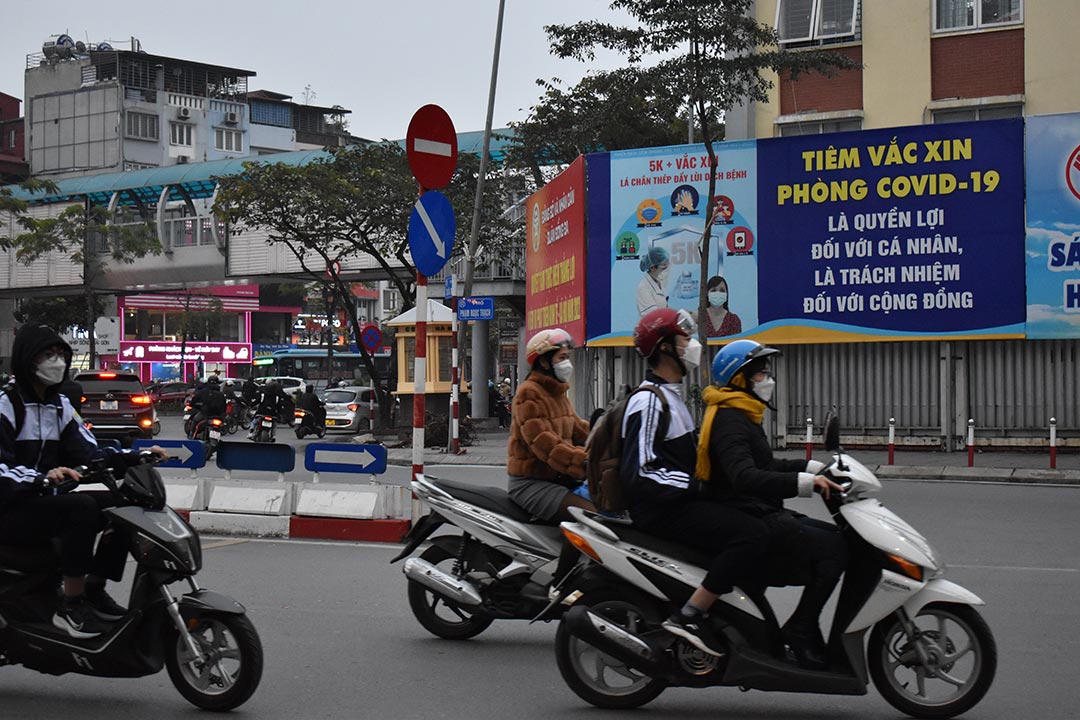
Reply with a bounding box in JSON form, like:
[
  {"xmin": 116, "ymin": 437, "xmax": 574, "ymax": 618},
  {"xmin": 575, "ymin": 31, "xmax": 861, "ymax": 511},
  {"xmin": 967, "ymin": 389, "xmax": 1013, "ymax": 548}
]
[{"xmin": 323, "ymin": 386, "xmax": 377, "ymax": 432}]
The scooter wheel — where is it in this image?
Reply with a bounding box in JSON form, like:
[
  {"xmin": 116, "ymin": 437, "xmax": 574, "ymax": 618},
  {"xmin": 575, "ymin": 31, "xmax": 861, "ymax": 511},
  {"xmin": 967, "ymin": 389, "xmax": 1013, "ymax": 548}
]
[
  {"xmin": 869, "ymin": 602, "xmax": 997, "ymax": 719},
  {"xmin": 166, "ymin": 611, "xmax": 263, "ymax": 711},
  {"xmin": 554, "ymin": 588, "xmax": 667, "ymax": 709},
  {"xmin": 295, "ymin": 429, "xmax": 305, "ymax": 440},
  {"xmin": 407, "ymin": 543, "xmax": 494, "ymax": 640},
  {"xmin": 317, "ymin": 428, "xmax": 326, "ymax": 438}
]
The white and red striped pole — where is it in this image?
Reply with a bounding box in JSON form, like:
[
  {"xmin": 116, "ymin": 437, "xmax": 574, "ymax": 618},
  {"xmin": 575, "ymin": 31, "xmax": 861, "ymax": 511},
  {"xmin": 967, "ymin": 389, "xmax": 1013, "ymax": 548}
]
[
  {"xmin": 966, "ymin": 418, "xmax": 975, "ymax": 467},
  {"xmin": 887, "ymin": 417, "xmax": 896, "ymax": 465},
  {"xmin": 805, "ymin": 417, "xmax": 814, "ymax": 461},
  {"xmin": 448, "ymin": 273, "xmax": 463, "ymax": 455},
  {"xmin": 1050, "ymin": 416, "xmax": 1057, "ymax": 469},
  {"xmin": 412, "ymin": 274, "xmax": 428, "ymax": 485}
]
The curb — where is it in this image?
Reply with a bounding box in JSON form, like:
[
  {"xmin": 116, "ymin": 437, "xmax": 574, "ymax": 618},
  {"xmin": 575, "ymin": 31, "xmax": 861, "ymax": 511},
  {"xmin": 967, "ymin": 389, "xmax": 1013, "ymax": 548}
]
[{"xmin": 175, "ymin": 510, "xmax": 409, "ymax": 542}]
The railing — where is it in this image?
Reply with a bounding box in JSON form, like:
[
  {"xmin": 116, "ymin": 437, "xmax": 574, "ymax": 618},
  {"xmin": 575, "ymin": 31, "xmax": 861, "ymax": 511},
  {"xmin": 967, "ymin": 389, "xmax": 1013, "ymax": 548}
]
[
  {"xmin": 428, "ymin": 243, "xmax": 526, "ymax": 284},
  {"xmin": 110, "ymin": 217, "xmax": 225, "ymax": 251},
  {"xmin": 210, "ymin": 100, "xmax": 245, "ymax": 115},
  {"xmin": 167, "ymin": 93, "xmax": 205, "ymax": 110}
]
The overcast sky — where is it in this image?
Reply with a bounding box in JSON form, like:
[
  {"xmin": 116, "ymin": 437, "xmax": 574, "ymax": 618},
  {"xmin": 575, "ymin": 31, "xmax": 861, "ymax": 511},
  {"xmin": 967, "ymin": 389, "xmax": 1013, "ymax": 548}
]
[{"xmin": 3, "ymin": 0, "xmax": 630, "ymax": 139}]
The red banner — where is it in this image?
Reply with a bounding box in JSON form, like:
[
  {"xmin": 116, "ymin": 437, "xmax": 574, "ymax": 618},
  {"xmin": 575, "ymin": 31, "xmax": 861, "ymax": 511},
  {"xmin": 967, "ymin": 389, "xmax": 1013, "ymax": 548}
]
[{"xmin": 524, "ymin": 156, "xmax": 586, "ymax": 343}]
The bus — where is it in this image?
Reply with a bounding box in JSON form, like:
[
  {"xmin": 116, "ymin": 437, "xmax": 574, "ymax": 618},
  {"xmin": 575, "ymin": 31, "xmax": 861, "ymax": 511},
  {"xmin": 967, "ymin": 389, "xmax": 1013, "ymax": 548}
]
[{"xmin": 252, "ymin": 348, "xmax": 393, "ymax": 389}]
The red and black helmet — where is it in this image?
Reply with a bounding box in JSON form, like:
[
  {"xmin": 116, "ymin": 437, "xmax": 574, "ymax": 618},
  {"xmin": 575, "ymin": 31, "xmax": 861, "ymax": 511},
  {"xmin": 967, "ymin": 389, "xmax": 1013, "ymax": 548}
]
[{"xmin": 633, "ymin": 308, "xmax": 696, "ymax": 359}]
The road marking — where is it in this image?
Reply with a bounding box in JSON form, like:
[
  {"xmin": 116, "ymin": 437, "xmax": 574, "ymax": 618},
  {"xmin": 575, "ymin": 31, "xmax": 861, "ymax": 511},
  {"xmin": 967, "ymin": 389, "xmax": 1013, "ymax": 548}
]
[
  {"xmin": 414, "ymin": 198, "xmax": 446, "ymax": 257},
  {"xmin": 952, "ymin": 564, "xmax": 1077, "ymax": 573},
  {"xmin": 414, "ymin": 138, "xmax": 452, "ymax": 157},
  {"xmin": 202, "ymin": 539, "xmax": 250, "ymax": 550}
]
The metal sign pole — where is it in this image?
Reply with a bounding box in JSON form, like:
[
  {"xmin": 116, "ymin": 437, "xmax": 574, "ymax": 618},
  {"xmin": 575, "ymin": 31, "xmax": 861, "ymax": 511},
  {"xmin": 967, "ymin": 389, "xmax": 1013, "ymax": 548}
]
[
  {"xmin": 449, "ymin": 274, "xmax": 462, "ymax": 454},
  {"xmin": 412, "ymin": 274, "xmax": 428, "ymax": 484}
]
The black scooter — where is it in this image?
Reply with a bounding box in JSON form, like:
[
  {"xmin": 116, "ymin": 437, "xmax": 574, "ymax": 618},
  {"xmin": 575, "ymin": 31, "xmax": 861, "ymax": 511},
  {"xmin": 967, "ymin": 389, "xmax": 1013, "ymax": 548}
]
[
  {"xmin": 293, "ymin": 408, "xmax": 326, "ymax": 439},
  {"xmin": 0, "ymin": 455, "xmax": 263, "ymax": 711}
]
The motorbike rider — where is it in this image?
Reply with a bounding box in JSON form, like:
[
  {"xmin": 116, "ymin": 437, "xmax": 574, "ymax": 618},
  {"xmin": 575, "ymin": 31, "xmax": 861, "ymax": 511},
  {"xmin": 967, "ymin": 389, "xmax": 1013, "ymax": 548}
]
[
  {"xmin": 299, "ymin": 385, "xmax": 325, "ymax": 427},
  {"xmin": 249, "ymin": 379, "xmax": 286, "ymax": 438},
  {"xmin": 0, "ymin": 324, "xmax": 166, "ymax": 638},
  {"xmin": 190, "ymin": 375, "xmax": 227, "ymax": 437},
  {"xmin": 506, "ymin": 328, "xmax": 594, "ymax": 522},
  {"xmin": 619, "ymin": 308, "xmax": 770, "ymax": 658},
  {"xmin": 697, "ymin": 340, "xmax": 845, "ymax": 669}
]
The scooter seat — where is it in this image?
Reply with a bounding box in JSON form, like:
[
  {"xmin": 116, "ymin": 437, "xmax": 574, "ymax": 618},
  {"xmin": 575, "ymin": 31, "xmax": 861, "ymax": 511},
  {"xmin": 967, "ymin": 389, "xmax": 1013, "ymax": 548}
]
[
  {"xmin": 427, "ymin": 477, "xmax": 536, "ymax": 524},
  {"xmin": 606, "ymin": 523, "xmax": 714, "ymax": 570},
  {"xmin": 0, "ymin": 544, "xmax": 57, "ymax": 573}
]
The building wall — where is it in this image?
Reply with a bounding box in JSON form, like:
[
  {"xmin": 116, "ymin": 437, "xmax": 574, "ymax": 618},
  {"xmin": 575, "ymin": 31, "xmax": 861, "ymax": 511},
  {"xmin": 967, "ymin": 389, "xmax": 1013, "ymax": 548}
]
[
  {"xmin": 930, "ymin": 28, "xmax": 1024, "ymax": 101},
  {"xmin": 862, "ymin": 1, "xmax": 931, "ymax": 129},
  {"xmin": 779, "ymin": 45, "xmax": 862, "ymax": 116},
  {"xmin": 1025, "ymin": 0, "xmax": 1080, "ymax": 116}
]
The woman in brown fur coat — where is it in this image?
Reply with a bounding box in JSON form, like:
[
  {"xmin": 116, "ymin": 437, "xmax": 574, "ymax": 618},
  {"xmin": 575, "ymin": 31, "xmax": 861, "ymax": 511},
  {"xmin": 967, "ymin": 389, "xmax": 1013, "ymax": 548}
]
[{"xmin": 506, "ymin": 328, "xmax": 596, "ymax": 522}]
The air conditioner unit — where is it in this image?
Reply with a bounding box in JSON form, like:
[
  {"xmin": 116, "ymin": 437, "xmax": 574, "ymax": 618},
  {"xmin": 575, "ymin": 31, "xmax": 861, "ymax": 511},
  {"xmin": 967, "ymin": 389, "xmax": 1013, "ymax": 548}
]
[
  {"xmin": 176, "ymin": 106, "xmax": 192, "ymax": 120},
  {"xmin": 177, "ymin": 155, "xmax": 189, "ymax": 164},
  {"xmin": 224, "ymin": 111, "xmax": 240, "ymax": 125}
]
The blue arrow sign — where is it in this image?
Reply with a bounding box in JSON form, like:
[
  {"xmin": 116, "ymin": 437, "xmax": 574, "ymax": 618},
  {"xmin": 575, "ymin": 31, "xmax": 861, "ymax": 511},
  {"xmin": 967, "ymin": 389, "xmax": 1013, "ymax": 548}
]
[
  {"xmin": 304, "ymin": 443, "xmax": 388, "ymax": 475},
  {"xmin": 458, "ymin": 296, "xmax": 494, "ymax": 321},
  {"xmin": 133, "ymin": 439, "xmax": 206, "ymax": 469},
  {"xmin": 408, "ymin": 190, "xmax": 455, "ymax": 277}
]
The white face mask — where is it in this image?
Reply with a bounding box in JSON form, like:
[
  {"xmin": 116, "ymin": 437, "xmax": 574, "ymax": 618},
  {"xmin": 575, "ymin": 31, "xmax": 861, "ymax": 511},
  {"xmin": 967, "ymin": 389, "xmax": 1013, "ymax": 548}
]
[
  {"xmin": 708, "ymin": 291, "xmax": 728, "ymax": 307},
  {"xmin": 753, "ymin": 376, "xmax": 776, "ymax": 403},
  {"xmin": 35, "ymin": 356, "xmax": 67, "ymax": 387},
  {"xmin": 680, "ymin": 338, "xmax": 703, "ymax": 369},
  {"xmin": 553, "ymin": 359, "xmax": 573, "ymax": 382},
  {"xmin": 654, "ymin": 268, "xmax": 670, "ymax": 287}
]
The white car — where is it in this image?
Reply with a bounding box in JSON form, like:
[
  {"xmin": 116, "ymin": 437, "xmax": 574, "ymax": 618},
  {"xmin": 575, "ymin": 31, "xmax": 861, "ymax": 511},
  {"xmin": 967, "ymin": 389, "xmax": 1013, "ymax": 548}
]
[
  {"xmin": 255, "ymin": 376, "xmax": 307, "ymax": 398},
  {"xmin": 323, "ymin": 386, "xmax": 378, "ymax": 432}
]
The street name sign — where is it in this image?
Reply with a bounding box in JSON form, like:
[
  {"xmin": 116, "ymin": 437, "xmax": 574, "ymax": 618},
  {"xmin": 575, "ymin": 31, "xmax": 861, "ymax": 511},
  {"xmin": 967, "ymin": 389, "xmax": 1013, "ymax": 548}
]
[{"xmin": 458, "ymin": 296, "xmax": 495, "ymax": 321}]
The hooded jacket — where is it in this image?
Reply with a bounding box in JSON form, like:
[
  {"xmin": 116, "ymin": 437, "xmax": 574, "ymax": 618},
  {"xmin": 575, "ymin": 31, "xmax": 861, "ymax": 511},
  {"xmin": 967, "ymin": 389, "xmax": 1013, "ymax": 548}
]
[{"xmin": 0, "ymin": 324, "xmax": 103, "ymax": 510}]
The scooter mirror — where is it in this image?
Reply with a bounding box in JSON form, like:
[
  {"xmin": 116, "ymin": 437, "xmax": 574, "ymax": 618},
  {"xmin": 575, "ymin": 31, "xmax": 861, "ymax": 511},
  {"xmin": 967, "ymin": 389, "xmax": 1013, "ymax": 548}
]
[{"xmin": 823, "ymin": 413, "xmax": 841, "ymax": 452}]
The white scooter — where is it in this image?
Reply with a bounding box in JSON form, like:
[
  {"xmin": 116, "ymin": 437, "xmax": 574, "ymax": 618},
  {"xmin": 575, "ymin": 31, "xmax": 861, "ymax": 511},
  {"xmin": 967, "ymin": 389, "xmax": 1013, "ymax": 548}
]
[{"xmin": 550, "ymin": 416, "xmax": 996, "ymax": 719}]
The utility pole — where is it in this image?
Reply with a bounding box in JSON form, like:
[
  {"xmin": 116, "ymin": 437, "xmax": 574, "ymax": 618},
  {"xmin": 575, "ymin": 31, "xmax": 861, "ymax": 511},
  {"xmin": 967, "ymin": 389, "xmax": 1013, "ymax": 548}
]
[{"xmin": 460, "ymin": 0, "xmax": 506, "ymax": 419}]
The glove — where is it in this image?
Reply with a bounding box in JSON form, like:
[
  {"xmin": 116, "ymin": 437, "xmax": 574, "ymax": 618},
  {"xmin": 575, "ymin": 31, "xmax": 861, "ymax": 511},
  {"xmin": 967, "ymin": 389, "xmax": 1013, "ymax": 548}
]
[{"xmin": 806, "ymin": 459, "xmax": 826, "ymax": 474}]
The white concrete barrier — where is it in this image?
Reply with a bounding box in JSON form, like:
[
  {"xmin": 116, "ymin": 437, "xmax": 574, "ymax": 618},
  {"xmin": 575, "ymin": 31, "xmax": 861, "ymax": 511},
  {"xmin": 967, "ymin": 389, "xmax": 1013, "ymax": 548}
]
[
  {"xmin": 164, "ymin": 477, "xmax": 210, "ymax": 511},
  {"xmin": 188, "ymin": 511, "xmax": 290, "ymax": 537},
  {"xmin": 207, "ymin": 480, "xmax": 296, "ymax": 516},
  {"xmin": 295, "ymin": 482, "xmax": 412, "ymax": 520}
]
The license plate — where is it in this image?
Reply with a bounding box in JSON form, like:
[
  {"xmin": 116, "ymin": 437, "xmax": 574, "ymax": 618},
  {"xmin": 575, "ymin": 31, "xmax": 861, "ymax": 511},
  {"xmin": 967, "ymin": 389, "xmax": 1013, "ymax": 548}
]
[
  {"xmin": 327, "ymin": 419, "xmax": 341, "ymax": 426},
  {"xmin": 100, "ymin": 400, "xmax": 118, "ymax": 410},
  {"xmin": 262, "ymin": 419, "xmax": 273, "ymax": 427},
  {"xmin": 209, "ymin": 430, "xmax": 221, "ymax": 440},
  {"xmin": 183, "ymin": 414, "xmax": 191, "ymax": 421},
  {"xmin": 293, "ymin": 417, "xmax": 302, "ymax": 425}
]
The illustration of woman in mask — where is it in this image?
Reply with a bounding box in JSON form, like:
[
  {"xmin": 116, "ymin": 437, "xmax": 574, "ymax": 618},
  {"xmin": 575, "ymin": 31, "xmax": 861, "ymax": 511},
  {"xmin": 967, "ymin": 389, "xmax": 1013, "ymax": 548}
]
[
  {"xmin": 636, "ymin": 245, "xmax": 671, "ymax": 317},
  {"xmin": 703, "ymin": 275, "xmax": 742, "ymax": 337}
]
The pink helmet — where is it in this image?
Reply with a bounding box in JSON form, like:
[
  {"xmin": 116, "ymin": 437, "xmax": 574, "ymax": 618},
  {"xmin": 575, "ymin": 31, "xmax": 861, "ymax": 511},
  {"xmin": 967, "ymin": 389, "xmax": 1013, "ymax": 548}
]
[{"xmin": 526, "ymin": 328, "xmax": 573, "ymax": 367}]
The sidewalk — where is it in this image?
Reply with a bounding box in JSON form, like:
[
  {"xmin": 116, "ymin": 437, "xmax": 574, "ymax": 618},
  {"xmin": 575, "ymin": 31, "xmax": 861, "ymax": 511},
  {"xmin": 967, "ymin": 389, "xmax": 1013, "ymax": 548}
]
[{"xmin": 387, "ymin": 428, "xmax": 1080, "ymax": 485}]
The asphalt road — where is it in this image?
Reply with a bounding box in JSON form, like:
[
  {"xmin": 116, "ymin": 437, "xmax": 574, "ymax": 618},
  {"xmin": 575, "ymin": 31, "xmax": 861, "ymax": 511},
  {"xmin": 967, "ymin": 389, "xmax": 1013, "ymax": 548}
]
[{"xmin": 2, "ymin": 480, "xmax": 1078, "ymax": 719}]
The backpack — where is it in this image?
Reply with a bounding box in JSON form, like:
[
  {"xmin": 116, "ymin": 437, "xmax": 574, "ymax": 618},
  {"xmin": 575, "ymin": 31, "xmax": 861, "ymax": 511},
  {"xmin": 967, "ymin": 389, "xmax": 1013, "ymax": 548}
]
[{"xmin": 585, "ymin": 385, "xmax": 669, "ymax": 513}]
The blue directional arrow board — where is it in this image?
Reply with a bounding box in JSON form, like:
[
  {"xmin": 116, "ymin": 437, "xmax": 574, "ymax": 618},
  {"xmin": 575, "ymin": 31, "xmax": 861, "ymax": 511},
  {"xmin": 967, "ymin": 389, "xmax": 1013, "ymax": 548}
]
[
  {"xmin": 408, "ymin": 190, "xmax": 455, "ymax": 277},
  {"xmin": 133, "ymin": 439, "xmax": 205, "ymax": 469},
  {"xmin": 305, "ymin": 443, "xmax": 388, "ymax": 475}
]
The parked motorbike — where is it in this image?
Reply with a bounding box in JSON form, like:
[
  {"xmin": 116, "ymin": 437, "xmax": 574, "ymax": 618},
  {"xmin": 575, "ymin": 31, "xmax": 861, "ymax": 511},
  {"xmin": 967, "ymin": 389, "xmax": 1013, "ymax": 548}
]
[
  {"xmin": 390, "ymin": 475, "xmax": 575, "ymax": 639},
  {"xmin": 293, "ymin": 409, "xmax": 326, "ymax": 440},
  {"xmin": 0, "ymin": 454, "xmax": 263, "ymax": 711},
  {"xmin": 549, "ymin": 415, "xmax": 996, "ymax": 718},
  {"xmin": 251, "ymin": 414, "xmax": 276, "ymax": 444}
]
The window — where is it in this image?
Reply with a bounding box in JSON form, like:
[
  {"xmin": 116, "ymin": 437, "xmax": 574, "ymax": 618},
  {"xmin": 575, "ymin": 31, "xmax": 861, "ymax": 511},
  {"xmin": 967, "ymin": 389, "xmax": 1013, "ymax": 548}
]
[
  {"xmin": 169, "ymin": 122, "xmax": 193, "ymax": 146},
  {"xmin": 932, "ymin": 104, "xmax": 1022, "ymax": 123},
  {"xmin": 934, "ymin": 0, "xmax": 1022, "ymax": 32},
  {"xmin": 777, "ymin": 0, "xmax": 859, "ymax": 44},
  {"xmin": 778, "ymin": 117, "xmax": 863, "ymax": 136},
  {"xmin": 125, "ymin": 112, "xmax": 159, "ymax": 141},
  {"xmin": 7, "ymin": 129, "xmax": 14, "ymax": 148},
  {"xmin": 214, "ymin": 127, "xmax": 243, "ymax": 153}
]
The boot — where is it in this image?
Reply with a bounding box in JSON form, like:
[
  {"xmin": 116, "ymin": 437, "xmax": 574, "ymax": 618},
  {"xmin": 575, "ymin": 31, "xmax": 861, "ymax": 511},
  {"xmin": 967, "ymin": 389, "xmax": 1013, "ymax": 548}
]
[{"xmin": 781, "ymin": 576, "xmax": 839, "ymax": 671}]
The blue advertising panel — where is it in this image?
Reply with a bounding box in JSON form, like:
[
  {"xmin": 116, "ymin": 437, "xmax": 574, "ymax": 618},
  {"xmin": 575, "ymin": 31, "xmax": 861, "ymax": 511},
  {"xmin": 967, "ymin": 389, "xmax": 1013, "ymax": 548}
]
[
  {"xmin": 1025, "ymin": 113, "xmax": 1080, "ymax": 338},
  {"xmin": 755, "ymin": 119, "xmax": 1025, "ymax": 343},
  {"xmin": 589, "ymin": 141, "xmax": 759, "ymax": 344}
]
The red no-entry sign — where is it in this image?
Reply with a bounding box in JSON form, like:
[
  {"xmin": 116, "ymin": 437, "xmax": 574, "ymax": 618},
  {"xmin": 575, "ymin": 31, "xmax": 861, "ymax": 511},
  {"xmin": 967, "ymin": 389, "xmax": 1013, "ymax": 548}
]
[{"xmin": 406, "ymin": 104, "xmax": 458, "ymax": 190}]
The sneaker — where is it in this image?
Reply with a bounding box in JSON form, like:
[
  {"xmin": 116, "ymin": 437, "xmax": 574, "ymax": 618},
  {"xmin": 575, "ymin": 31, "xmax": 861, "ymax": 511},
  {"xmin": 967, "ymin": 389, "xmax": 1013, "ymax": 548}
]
[
  {"xmin": 52, "ymin": 596, "xmax": 110, "ymax": 639},
  {"xmin": 85, "ymin": 584, "xmax": 127, "ymax": 621},
  {"xmin": 662, "ymin": 610, "xmax": 724, "ymax": 657}
]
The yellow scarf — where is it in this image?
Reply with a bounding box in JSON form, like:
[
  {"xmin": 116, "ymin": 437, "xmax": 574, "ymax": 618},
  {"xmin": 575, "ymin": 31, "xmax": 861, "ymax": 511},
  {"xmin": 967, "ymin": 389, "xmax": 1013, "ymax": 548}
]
[{"xmin": 695, "ymin": 378, "xmax": 766, "ymax": 481}]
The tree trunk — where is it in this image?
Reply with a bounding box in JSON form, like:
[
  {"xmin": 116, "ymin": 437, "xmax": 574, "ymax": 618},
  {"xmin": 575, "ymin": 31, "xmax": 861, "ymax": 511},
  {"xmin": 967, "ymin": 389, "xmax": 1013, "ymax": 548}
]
[
  {"xmin": 324, "ymin": 283, "xmax": 335, "ymax": 386},
  {"xmin": 697, "ymin": 92, "xmax": 719, "ymax": 393}
]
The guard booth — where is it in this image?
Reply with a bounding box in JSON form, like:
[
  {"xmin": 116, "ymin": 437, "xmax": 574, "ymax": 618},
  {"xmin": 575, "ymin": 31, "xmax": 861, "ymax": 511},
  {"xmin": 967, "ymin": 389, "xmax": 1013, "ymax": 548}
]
[{"xmin": 387, "ymin": 300, "xmax": 468, "ymax": 427}]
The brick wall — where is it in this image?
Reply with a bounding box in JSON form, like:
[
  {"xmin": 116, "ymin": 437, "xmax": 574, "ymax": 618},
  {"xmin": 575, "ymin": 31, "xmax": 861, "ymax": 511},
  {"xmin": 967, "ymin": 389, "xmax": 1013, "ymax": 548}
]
[
  {"xmin": 779, "ymin": 46, "xmax": 863, "ymax": 115},
  {"xmin": 931, "ymin": 28, "xmax": 1024, "ymax": 100}
]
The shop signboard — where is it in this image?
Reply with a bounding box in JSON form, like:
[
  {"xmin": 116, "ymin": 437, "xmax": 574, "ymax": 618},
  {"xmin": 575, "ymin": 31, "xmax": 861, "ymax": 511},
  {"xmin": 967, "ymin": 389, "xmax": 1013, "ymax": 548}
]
[{"xmin": 119, "ymin": 341, "xmax": 252, "ymax": 363}]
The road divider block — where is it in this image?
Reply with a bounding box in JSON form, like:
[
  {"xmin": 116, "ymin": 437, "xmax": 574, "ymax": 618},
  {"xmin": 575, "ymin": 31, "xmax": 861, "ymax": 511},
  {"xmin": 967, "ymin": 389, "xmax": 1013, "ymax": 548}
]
[
  {"xmin": 208, "ymin": 480, "xmax": 296, "ymax": 516},
  {"xmin": 164, "ymin": 477, "xmax": 210, "ymax": 511},
  {"xmin": 295, "ymin": 482, "xmax": 412, "ymax": 520},
  {"xmin": 189, "ymin": 511, "xmax": 290, "ymax": 537}
]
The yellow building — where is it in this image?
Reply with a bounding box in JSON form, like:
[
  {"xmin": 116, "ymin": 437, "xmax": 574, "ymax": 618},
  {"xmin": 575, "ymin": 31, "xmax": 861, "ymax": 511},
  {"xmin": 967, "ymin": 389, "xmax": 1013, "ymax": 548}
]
[{"xmin": 727, "ymin": 0, "xmax": 1079, "ymax": 139}]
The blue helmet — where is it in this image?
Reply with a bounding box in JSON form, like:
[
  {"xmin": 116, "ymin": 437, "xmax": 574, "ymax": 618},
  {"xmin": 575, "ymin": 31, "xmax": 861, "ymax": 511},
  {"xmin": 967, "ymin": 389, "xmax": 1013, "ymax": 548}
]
[{"xmin": 711, "ymin": 340, "xmax": 780, "ymax": 387}]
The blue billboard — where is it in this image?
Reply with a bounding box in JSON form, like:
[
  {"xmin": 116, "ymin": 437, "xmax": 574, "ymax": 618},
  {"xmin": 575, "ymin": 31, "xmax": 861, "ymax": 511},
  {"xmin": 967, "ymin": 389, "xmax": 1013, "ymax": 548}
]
[
  {"xmin": 755, "ymin": 119, "xmax": 1025, "ymax": 342},
  {"xmin": 1025, "ymin": 113, "xmax": 1080, "ymax": 338}
]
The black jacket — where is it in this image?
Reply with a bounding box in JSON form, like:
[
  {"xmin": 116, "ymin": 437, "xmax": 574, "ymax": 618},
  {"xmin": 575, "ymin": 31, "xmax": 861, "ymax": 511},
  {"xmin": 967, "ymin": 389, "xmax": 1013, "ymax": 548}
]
[{"xmin": 700, "ymin": 406, "xmax": 808, "ymax": 513}]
